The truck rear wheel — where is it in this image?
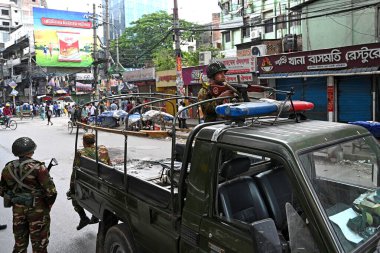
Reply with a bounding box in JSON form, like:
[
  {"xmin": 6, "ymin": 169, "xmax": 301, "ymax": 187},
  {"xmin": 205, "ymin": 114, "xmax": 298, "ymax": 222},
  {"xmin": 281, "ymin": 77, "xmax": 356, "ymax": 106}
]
[{"xmin": 104, "ymin": 224, "xmax": 136, "ymax": 253}]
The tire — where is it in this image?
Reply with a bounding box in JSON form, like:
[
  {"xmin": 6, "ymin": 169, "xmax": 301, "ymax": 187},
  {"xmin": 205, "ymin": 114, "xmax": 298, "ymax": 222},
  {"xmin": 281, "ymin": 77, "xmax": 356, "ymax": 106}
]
[
  {"xmin": 104, "ymin": 224, "xmax": 136, "ymax": 253},
  {"xmin": 1, "ymin": 122, "xmax": 6, "ymax": 129},
  {"xmin": 8, "ymin": 120, "xmax": 17, "ymax": 130},
  {"xmin": 68, "ymin": 121, "xmax": 73, "ymax": 134}
]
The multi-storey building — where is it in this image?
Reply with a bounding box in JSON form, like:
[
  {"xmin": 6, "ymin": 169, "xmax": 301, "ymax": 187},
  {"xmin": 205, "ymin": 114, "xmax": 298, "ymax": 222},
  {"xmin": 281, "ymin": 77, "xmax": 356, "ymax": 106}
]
[
  {"xmin": 256, "ymin": 0, "xmax": 380, "ymax": 123},
  {"xmin": 218, "ymin": 0, "xmax": 304, "ymax": 57},
  {"xmin": 107, "ymin": 0, "xmax": 170, "ymax": 39},
  {"xmin": 0, "ymin": 0, "xmax": 46, "ymax": 103},
  {"xmin": 0, "ymin": 0, "xmax": 21, "ymax": 48}
]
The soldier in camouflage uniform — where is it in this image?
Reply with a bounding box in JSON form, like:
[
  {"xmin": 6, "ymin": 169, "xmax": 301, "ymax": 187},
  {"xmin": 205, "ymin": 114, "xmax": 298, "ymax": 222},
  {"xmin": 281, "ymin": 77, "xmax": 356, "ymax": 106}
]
[
  {"xmin": 0, "ymin": 137, "xmax": 57, "ymax": 253},
  {"xmin": 198, "ymin": 61, "xmax": 237, "ymax": 122},
  {"xmin": 69, "ymin": 133, "xmax": 112, "ymax": 230}
]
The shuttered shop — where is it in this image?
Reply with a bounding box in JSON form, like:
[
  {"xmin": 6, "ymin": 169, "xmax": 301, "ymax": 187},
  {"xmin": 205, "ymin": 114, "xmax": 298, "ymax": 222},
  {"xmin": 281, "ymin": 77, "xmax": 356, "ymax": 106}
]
[
  {"xmin": 276, "ymin": 77, "xmax": 327, "ymax": 120},
  {"xmin": 337, "ymin": 76, "xmax": 372, "ymax": 122}
]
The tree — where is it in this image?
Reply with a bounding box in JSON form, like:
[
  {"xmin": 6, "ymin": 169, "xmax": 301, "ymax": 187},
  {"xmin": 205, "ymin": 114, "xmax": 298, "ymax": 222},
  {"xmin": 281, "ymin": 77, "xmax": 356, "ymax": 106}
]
[{"xmin": 110, "ymin": 11, "xmax": 202, "ymax": 70}]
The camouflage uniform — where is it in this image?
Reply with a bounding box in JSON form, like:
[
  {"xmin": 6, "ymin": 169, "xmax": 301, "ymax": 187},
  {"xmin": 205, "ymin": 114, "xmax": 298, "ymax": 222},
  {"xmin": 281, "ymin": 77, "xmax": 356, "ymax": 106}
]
[
  {"xmin": 198, "ymin": 82, "xmax": 223, "ymax": 122},
  {"xmin": 70, "ymin": 145, "xmax": 111, "ymax": 217},
  {"xmin": 1, "ymin": 158, "xmax": 57, "ymax": 253}
]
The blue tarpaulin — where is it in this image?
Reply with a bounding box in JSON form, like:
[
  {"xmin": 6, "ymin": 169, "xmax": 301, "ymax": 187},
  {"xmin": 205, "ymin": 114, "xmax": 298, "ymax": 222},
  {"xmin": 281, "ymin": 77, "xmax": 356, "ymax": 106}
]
[{"xmin": 348, "ymin": 121, "xmax": 380, "ymax": 138}]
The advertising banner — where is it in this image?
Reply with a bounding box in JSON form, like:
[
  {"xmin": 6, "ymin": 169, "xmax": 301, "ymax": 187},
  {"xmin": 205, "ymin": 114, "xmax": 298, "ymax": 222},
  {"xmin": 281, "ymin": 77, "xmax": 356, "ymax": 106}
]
[
  {"xmin": 257, "ymin": 43, "xmax": 380, "ymax": 74},
  {"xmin": 33, "ymin": 7, "xmax": 93, "ymax": 67}
]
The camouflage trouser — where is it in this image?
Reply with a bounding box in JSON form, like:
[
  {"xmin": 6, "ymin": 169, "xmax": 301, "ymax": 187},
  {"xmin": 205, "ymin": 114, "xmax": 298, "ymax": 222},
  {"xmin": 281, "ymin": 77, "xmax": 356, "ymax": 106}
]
[
  {"xmin": 12, "ymin": 202, "xmax": 51, "ymax": 253},
  {"xmin": 70, "ymin": 171, "xmax": 85, "ymax": 216}
]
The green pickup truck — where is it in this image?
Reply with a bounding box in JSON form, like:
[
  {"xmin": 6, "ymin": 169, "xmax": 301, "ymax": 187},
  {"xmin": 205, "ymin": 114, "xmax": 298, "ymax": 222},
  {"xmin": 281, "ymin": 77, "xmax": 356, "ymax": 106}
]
[{"xmin": 72, "ymin": 94, "xmax": 380, "ymax": 253}]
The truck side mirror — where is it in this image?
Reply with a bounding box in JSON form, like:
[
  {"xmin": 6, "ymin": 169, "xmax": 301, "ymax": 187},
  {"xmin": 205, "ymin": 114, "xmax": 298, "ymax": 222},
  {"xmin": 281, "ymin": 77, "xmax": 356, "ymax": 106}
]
[{"xmin": 250, "ymin": 218, "xmax": 282, "ymax": 253}]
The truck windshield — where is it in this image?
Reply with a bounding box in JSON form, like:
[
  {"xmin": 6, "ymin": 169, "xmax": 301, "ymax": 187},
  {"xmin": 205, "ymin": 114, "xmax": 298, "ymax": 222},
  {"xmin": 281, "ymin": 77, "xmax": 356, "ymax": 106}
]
[{"xmin": 299, "ymin": 136, "xmax": 380, "ymax": 252}]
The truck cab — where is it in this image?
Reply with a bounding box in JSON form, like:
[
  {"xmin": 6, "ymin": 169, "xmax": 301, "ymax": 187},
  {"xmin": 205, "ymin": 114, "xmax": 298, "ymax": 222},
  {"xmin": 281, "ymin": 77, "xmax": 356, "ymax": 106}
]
[
  {"xmin": 179, "ymin": 119, "xmax": 380, "ymax": 253},
  {"xmin": 72, "ymin": 94, "xmax": 380, "ymax": 253}
]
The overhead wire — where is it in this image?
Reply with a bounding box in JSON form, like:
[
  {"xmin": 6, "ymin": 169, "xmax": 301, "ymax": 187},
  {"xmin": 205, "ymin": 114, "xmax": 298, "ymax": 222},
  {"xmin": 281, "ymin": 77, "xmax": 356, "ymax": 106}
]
[{"xmin": 178, "ymin": 1, "xmax": 378, "ymax": 32}]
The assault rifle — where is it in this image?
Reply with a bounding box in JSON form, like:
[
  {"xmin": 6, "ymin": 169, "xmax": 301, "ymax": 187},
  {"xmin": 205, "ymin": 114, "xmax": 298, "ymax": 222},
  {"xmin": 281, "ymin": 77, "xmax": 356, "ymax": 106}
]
[{"xmin": 47, "ymin": 158, "xmax": 58, "ymax": 172}]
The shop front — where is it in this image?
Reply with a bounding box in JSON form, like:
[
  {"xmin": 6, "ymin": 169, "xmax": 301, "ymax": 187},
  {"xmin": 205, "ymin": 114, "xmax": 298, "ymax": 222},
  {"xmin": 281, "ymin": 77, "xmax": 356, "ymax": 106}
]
[
  {"xmin": 182, "ymin": 65, "xmax": 207, "ymax": 97},
  {"xmin": 123, "ymin": 68, "xmax": 156, "ymax": 94},
  {"xmin": 257, "ymin": 43, "xmax": 380, "ymax": 122},
  {"xmin": 156, "ymin": 70, "xmax": 177, "ymax": 115},
  {"xmin": 71, "ymin": 73, "xmax": 94, "ymax": 104}
]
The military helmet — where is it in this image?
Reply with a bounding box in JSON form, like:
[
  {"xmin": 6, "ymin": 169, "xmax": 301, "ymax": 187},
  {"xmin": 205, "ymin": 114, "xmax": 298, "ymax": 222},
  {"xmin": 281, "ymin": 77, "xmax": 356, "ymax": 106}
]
[
  {"xmin": 206, "ymin": 61, "xmax": 228, "ymax": 79},
  {"xmin": 12, "ymin": 137, "xmax": 37, "ymax": 157},
  {"xmin": 83, "ymin": 133, "xmax": 96, "ymax": 145}
]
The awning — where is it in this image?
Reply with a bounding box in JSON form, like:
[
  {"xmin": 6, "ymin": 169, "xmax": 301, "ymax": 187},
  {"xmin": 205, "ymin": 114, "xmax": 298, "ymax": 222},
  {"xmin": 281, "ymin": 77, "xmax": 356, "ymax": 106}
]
[{"xmin": 259, "ymin": 67, "xmax": 380, "ymax": 79}]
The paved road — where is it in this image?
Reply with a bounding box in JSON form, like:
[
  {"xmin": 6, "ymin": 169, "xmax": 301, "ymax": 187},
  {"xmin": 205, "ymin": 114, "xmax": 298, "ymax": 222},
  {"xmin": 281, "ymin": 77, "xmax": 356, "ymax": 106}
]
[{"xmin": 0, "ymin": 116, "xmax": 173, "ymax": 252}]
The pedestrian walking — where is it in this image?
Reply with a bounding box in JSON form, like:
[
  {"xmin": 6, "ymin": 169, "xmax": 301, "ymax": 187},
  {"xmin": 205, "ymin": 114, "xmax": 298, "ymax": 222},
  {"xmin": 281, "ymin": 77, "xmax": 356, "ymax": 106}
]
[
  {"xmin": 178, "ymin": 101, "xmax": 189, "ymax": 129},
  {"xmin": 46, "ymin": 104, "xmax": 53, "ymax": 125},
  {"xmin": 39, "ymin": 104, "xmax": 46, "ymax": 120},
  {"xmin": 0, "ymin": 137, "xmax": 57, "ymax": 253}
]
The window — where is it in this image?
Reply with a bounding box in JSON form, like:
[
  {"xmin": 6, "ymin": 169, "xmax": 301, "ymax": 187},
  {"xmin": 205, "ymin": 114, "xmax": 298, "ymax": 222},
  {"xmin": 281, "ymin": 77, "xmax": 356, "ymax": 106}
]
[
  {"xmin": 242, "ymin": 17, "xmax": 251, "ymax": 38},
  {"xmin": 1, "ymin": 9, "xmax": 9, "ymax": 16},
  {"xmin": 290, "ymin": 12, "xmax": 301, "ymax": 27},
  {"xmin": 242, "ymin": 27, "xmax": 250, "ymax": 38},
  {"xmin": 15, "ymin": 22, "xmax": 18, "ymax": 25},
  {"xmin": 224, "ymin": 31, "xmax": 231, "ymax": 43},
  {"xmin": 276, "ymin": 15, "xmax": 286, "ymax": 30},
  {"xmin": 2, "ymin": 22, "xmax": 9, "ymax": 26},
  {"xmin": 14, "ymin": 10, "xmax": 18, "ymax": 13},
  {"xmin": 264, "ymin": 19, "xmax": 273, "ymax": 33}
]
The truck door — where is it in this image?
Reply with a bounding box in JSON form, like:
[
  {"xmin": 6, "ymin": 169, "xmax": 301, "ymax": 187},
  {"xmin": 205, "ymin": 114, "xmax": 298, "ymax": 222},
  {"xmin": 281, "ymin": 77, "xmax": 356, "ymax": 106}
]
[{"xmin": 197, "ymin": 147, "xmax": 285, "ymax": 253}]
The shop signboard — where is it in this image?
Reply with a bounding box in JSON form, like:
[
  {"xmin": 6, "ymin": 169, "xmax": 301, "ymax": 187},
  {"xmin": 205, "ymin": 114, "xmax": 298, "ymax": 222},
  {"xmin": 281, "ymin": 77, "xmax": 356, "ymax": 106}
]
[
  {"xmin": 257, "ymin": 43, "xmax": 380, "ymax": 74},
  {"xmin": 76, "ymin": 73, "xmax": 94, "ymax": 81},
  {"xmin": 225, "ymin": 73, "xmax": 254, "ymax": 83},
  {"xmin": 123, "ymin": 68, "xmax": 155, "ymax": 82},
  {"xmin": 215, "ymin": 56, "xmax": 257, "ymax": 74},
  {"xmin": 156, "ymin": 70, "xmax": 176, "ymax": 88},
  {"xmin": 33, "ymin": 7, "xmax": 93, "ymax": 68}
]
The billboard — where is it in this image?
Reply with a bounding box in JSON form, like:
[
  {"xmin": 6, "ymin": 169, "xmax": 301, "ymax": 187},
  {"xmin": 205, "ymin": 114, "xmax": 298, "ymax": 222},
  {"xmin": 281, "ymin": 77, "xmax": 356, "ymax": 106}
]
[{"xmin": 33, "ymin": 7, "xmax": 94, "ymax": 67}]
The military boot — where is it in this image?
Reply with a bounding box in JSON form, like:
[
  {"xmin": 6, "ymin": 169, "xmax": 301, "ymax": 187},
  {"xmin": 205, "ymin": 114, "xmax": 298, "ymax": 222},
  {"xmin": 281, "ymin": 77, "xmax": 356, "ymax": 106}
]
[{"xmin": 77, "ymin": 216, "xmax": 90, "ymax": 230}]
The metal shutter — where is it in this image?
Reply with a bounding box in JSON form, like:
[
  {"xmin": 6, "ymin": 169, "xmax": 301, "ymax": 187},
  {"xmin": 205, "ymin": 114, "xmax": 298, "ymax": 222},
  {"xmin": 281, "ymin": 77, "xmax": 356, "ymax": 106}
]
[
  {"xmin": 276, "ymin": 77, "xmax": 327, "ymax": 120},
  {"xmin": 338, "ymin": 76, "xmax": 372, "ymax": 122}
]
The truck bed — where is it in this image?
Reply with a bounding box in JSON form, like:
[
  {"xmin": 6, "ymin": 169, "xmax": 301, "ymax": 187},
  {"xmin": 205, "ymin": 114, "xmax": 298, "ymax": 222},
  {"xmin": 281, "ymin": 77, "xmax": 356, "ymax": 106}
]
[{"xmin": 76, "ymin": 156, "xmax": 177, "ymax": 211}]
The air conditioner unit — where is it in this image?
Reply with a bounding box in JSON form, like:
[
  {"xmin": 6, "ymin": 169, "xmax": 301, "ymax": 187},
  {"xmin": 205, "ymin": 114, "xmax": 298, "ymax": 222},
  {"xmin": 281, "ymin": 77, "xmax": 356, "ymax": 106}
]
[
  {"xmin": 199, "ymin": 51, "xmax": 212, "ymax": 65},
  {"xmin": 283, "ymin": 34, "xmax": 297, "ymax": 52},
  {"xmin": 250, "ymin": 29, "xmax": 261, "ymax": 39},
  {"xmin": 250, "ymin": 45, "xmax": 267, "ymax": 56}
]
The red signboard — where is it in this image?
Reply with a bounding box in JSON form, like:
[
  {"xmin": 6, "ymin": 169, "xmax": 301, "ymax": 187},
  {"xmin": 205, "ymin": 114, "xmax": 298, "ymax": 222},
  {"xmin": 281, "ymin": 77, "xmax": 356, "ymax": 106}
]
[
  {"xmin": 257, "ymin": 43, "xmax": 380, "ymax": 74},
  {"xmin": 41, "ymin": 18, "xmax": 92, "ymax": 29},
  {"xmin": 327, "ymin": 86, "xmax": 334, "ymax": 112}
]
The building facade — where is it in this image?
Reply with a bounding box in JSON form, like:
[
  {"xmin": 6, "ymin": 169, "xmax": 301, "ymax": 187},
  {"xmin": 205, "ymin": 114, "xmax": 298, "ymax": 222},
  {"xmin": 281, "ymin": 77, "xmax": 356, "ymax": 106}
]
[
  {"xmin": 107, "ymin": 0, "xmax": 170, "ymax": 39},
  {"xmin": 258, "ymin": 0, "xmax": 380, "ymax": 123},
  {"xmin": 218, "ymin": 0, "xmax": 304, "ymax": 57}
]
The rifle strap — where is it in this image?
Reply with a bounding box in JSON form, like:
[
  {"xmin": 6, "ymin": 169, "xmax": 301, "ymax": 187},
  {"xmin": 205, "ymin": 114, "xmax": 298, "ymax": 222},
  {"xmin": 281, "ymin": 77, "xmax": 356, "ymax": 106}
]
[{"xmin": 9, "ymin": 159, "xmax": 39, "ymax": 192}]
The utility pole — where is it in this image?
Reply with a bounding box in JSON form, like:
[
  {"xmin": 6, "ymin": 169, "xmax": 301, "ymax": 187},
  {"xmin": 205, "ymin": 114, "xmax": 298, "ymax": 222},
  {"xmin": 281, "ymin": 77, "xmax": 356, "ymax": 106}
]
[
  {"xmin": 105, "ymin": 0, "xmax": 110, "ymax": 78},
  {"xmin": 92, "ymin": 3, "xmax": 99, "ymax": 100},
  {"xmin": 28, "ymin": 33, "xmax": 33, "ymax": 104},
  {"xmin": 173, "ymin": 0, "xmax": 184, "ymax": 98}
]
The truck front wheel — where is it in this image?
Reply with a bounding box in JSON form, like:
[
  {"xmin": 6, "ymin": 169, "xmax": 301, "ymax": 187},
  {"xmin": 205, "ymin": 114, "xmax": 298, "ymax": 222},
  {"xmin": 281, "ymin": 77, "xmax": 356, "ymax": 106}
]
[{"xmin": 104, "ymin": 224, "xmax": 136, "ymax": 253}]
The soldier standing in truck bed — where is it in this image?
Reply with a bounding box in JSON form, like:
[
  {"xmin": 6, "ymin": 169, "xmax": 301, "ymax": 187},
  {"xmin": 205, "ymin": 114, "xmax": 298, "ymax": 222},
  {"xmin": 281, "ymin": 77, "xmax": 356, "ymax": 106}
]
[{"xmin": 0, "ymin": 137, "xmax": 57, "ymax": 253}]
